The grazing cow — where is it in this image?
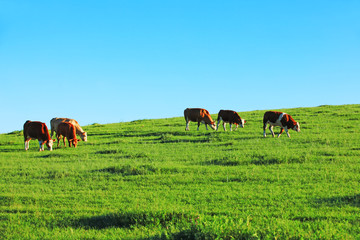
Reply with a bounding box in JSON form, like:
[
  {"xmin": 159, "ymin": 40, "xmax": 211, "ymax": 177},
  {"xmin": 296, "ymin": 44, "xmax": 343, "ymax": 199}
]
[
  {"xmin": 50, "ymin": 118, "xmax": 87, "ymax": 141},
  {"xmin": 217, "ymin": 110, "xmax": 246, "ymax": 131},
  {"xmin": 184, "ymin": 108, "xmax": 216, "ymax": 131},
  {"xmin": 263, "ymin": 111, "xmax": 300, "ymax": 138},
  {"xmin": 23, "ymin": 121, "xmax": 54, "ymax": 151},
  {"xmin": 56, "ymin": 122, "xmax": 80, "ymax": 148}
]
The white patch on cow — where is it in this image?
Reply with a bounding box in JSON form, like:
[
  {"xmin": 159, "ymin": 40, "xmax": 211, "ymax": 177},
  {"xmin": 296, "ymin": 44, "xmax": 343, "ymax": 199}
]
[
  {"xmin": 25, "ymin": 141, "xmax": 29, "ymax": 150},
  {"xmin": 185, "ymin": 120, "xmax": 190, "ymax": 131},
  {"xmin": 273, "ymin": 113, "xmax": 285, "ymax": 127},
  {"xmin": 48, "ymin": 139, "xmax": 53, "ymax": 151},
  {"xmin": 240, "ymin": 119, "xmax": 245, "ymax": 128},
  {"xmin": 265, "ymin": 113, "xmax": 286, "ymax": 137}
]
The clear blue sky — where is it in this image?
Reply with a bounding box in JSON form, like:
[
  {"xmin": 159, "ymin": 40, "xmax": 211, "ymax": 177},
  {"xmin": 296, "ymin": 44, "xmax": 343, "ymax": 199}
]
[{"xmin": 1, "ymin": 1, "xmax": 359, "ymax": 133}]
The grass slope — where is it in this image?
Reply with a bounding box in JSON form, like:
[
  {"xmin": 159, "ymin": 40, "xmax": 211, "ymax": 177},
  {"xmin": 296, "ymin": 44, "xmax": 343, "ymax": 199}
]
[{"xmin": 1, "ymin": 104, "xmax": 359, "ymax": 239}]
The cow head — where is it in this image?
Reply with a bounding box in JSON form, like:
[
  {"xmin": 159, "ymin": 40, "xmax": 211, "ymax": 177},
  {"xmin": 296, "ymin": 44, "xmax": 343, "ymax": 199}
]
[
  {"xmin": 293, "ymin": 122, "xmax": 300, "ymax": 132},
  {"xmin": 80, "ymin": 132, "xmax": 87, "ymax": 142},
  {"xmin": 45, "ymin": 139, "xmax": 55, "ymax": 151},
  {"xmin": 209, "ymin": 121, "xmax": 217, "ymax": 130},
  {"xmin": 70, "ymin": 138, "xmax": 81, "ymax": 147},
  {"xmin": 239, "ymin": 119, "xmax": 246, "ymax": 128}
]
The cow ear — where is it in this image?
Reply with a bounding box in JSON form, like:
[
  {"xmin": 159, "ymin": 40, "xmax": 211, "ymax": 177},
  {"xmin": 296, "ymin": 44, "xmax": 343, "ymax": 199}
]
[{"xmin": 52, "ymin": 139, "xmax": 57, "ymax": 142}]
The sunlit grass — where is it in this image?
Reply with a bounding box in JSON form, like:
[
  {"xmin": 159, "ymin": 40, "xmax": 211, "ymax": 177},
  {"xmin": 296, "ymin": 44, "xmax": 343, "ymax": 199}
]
[{"xmin": 1, "ymin": 104, "xmax": 359, "ymax": 239}]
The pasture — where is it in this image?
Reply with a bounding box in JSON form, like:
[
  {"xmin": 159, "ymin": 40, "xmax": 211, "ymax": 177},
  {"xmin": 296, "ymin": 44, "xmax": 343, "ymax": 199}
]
[{"xmin": 1, "ymin": 104, "xmax": 359, "ymax": 239}]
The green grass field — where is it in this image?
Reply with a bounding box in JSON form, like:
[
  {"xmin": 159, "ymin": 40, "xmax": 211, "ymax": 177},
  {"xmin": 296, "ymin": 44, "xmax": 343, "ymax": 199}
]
[{"xmin": 1, "ymin": 104, "xmax": 359, "ymax": 239}]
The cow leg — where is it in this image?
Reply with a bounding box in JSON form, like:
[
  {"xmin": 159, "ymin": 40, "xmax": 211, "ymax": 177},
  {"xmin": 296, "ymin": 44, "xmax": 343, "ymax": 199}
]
[
  {"xmin": 63, "ymin": 137, "xmax": 66, "ymax": 147},
  {"xmin": 278, "ymin": 128, "xmax": 284, "ymax": 138},
  {"xmin": 263, "ymin": 121, "xmax": 268, "ymax": 137},
  {"xmin": 230, "ymin": 123, "xmax": 233, "ymax": 131},
  {"xmin": 197, "ymin": 122, "xmax": 200, "ymax": 131},
  {"xmin": 185, "ymin": 120, "xmax": 190, "ymax": 131},
  {"xmin": 38, "ymin": 140, "xmax": 44, "ymax": 151},
  {"xmin": 284, "ymin": 127, "xmax": 291, "ymax": 138},
  {"xmin": 205, "ymin": 123, "xmax": 209, "ymax": 130},
  {"xmin": 235, "ymin": 124, "xmax": 239, "ymax": 131},
  {"xmin": 57, "ymin": 135, "xmax": 60, "ymax": 147},
  {"xmin": 222, "ymin": 122, "xmax": 226, "ymax": 131},
  {"xmin": 25, "ymin": 139, "xmax": 30, "ymax": 150},
  {"xmin": 216, "ymin": 120, "xmax": 220, "ymax": 131},
  {"xmin": 269, "ymin": 126, "xmax": 275, "ymax": 137}
]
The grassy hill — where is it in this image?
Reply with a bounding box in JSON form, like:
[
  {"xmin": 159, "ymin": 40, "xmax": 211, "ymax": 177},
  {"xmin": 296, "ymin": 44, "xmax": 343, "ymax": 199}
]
[{"xmin": 1, "ymin": 104, "xmax": 359, "ymax": 239}]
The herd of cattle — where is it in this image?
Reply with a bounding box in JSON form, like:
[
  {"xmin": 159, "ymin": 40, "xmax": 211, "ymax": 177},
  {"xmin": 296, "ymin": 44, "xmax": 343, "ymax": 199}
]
[
  {"xmin": 23, "ymin": 109, "xmax": 300, "ymax": 151},
  {"xmin": 184, "ymin": 108, "xmax": 300, "ymax": 137},
  {"xmin": 24, "ymin": 118, "xmax": 88, "ymax": 151}
]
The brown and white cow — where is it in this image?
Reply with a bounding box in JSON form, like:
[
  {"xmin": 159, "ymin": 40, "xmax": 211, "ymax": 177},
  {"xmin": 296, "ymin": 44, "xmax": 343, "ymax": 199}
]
[
  {"xmin": 23, "ymin": 121, "xmax": 55, "ymax": 151},
  {"xmin": 50, "ymin": 118, "xmax": 87, "ymax": 141},
  {"xmin": 56, "ymin": 122, "xmax": 80, "ymax": 148},
  {"xmin": 263, "ymin": 111, "xmax": 300, "ymax": 138},
  {"xmin": 216, "ymin": 110, "xmax": 246, "ymax": 131},
  {"xmin": 184, "ymin": 108, "xmax": 216, "ymax": 131}
]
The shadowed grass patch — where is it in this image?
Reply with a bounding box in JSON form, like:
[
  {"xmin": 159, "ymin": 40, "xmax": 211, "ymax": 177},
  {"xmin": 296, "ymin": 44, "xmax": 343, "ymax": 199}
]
[
  {"xmin": 74, "ymin": 211, "xmax": 193, "ymax": 229},
  {"xmin": 316, "ymin": 194, "xmax": 360, "ymax": 207},
  {"xmin": 96, "ymin": 164, "xmax": 159, "ymax": 176},
  {"xmin": 45, "ymin": 170, "xmax": 72, "ymax": 179}
]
